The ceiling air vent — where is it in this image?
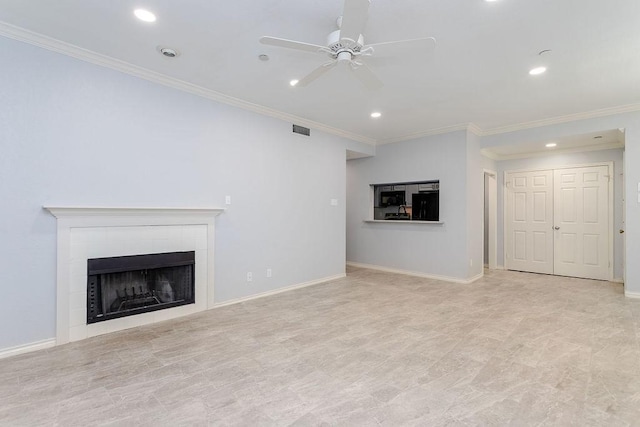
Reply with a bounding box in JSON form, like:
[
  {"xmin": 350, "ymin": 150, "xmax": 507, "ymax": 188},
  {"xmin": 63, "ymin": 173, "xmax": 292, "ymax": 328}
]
[{"xmin": 293, "ymin": 124, "xmax": 310, "ymax": 136}]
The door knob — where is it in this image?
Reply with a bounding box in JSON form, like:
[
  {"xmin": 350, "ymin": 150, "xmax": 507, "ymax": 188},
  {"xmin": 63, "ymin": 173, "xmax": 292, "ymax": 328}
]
[
  {"xmin": 554, "ymin": 226, "xmax": 560, "ymax": 230},
  {"xmin": 620, "ymin": 229, "xmax": 625, "ymax": 234}
]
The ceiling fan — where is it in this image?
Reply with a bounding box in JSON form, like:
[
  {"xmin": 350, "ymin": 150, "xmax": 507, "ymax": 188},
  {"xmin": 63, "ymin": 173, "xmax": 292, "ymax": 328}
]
[{"xmin": 259, "ymin": 0, "xmax": 436, "ymax": 89}]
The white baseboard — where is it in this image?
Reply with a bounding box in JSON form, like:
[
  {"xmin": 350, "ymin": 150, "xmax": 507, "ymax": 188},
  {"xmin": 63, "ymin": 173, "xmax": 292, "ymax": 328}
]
[
  {"xmin": 624, "ymin": 290, "xmax": 640, "ymax": 299},
  {"xmin": 213, "ymin": 273, "xmax": 346, "ymax": 309},
  {"xmin": 0, "ymin": 338, "xmax": 56, "ymax": 360},
  {"xmin": 466, "ymin": 272, "xmax": 484, "ymax": 283},
  {"xmin": 0, "ymin": 274, "xmax": 346, "ymax": 359},
  {"xmin": 347, "ymin": 262, "xmax": 482, "ymax": 284}
]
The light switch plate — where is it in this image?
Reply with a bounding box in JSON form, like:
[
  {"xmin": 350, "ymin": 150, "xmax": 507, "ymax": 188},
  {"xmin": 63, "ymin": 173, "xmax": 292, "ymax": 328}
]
[
  {"xmin": 225, "ymin": 195, "xmax": 231, "ymax": 205},
  {"xmin": 330, "ymin": 199, "xmax": 338, "ymax": 206}
]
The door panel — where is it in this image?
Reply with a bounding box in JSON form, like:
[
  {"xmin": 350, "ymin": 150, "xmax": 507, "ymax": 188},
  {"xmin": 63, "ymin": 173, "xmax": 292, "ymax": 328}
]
[
  {"xmin": 553, "ymin": 166, "xmax": 609, "ymax": 280},
  {"xmin": 505, "ymin": 165, "xmax": 610, "ymax": 280},
  {"xmin": 505, "ymin": 170, "xmax": 554, "ymax": 274}
]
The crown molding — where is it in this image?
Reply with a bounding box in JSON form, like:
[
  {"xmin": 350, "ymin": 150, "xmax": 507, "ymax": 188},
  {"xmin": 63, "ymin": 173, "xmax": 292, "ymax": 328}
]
[
  {"xmin": 478, "ymin": 104, "xmax": 640, "ymax": 136},
  {"xmin": 376, "ymin": 123, "xmax": 472, "ymax": 145},
  {"xmin": 467, "ymin": 123, "xmax": 484, "ymax": 136},
  {"xmin": 481, "ymin": 141, "xmax": 625, "ymax": 161},
  {"xmin": 2, "ymin": 21, "xmax": 640, "ymax": 147},
  {"xmin": 0, "ymin": 21, "xmax": 376, "ymax": 146}
]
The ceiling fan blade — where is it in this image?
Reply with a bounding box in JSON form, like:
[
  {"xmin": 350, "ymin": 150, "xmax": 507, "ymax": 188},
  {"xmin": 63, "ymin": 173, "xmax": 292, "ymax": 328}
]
[
  {"xmin": 297, "ymin": 61, "xmax": 338, "ymax": 87},
  {"xmin": 366, "ymin": 37, "xmax": 436, "ymax": 57},
  {"xmin": 340, "ymin": 0, "xmax": 370, "ymax": 43},
  {"xmin": 350, "ymin": 62, "xmax": 383, "ymax": 90},
  {"xmin": 259, "ymin": 36, "xmax": 325, "ymax": 54}
]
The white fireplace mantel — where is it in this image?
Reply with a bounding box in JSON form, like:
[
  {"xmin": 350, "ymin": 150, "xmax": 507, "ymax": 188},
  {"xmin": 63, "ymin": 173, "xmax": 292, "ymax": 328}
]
[{"xmin": 45, "ymin": 206, "xmax": 224, "ymax": 345}]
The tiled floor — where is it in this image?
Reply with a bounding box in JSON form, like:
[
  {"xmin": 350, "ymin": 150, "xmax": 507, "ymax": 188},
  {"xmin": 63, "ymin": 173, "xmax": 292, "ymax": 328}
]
[{"xmin": 2, "ymin": 267, "xmax": 640, "ymax": 426}]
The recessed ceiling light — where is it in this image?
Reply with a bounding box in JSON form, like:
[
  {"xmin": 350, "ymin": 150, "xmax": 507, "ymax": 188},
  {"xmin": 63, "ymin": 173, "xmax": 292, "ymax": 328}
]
[
  {"xmin": 370, "ymin": 112, "xmax": 382, "ymax": 118},
  {"xmin": 529, "ymin": 66, "xmax": 547, "ymax": 76},
  {"xmin": 134, "ymin": 9, "xmax": 156, "ymax": 22},
  {"xmin": 545, "ymin": 143, "xmax": 557, "ymax": 148},
  {"xmin": 289, "ymin": 79, "xmax": 299, "ymax": 87},
  {"xmin": 258, "ymin": 54, "xmax": 269, "ymax": 61}
]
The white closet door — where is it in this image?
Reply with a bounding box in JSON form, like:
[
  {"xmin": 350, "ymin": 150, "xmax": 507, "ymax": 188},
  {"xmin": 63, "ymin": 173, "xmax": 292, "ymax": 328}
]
[
  {"xmin": 553, "ymin": 166, "xmax": 609, "ymax": 280},
  {"xmin": 505, "ymin": 170, "xmax": 554, "ymax": 274}
]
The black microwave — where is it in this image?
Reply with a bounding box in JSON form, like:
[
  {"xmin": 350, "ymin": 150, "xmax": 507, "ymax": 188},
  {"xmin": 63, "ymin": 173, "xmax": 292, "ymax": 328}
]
[{"xmin": 380, "ymin": 191, "xmax": 405, "ymax": 207}]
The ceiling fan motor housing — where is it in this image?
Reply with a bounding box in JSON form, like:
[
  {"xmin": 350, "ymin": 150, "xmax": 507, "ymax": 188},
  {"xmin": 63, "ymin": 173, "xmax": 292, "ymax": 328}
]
[{"xmin": 327, "ymin": 29, "xmax": 364, "ymax": 61}]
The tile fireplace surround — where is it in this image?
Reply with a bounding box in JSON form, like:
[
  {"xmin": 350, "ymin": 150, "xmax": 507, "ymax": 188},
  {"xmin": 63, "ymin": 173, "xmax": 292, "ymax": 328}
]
[{"xmin": 44, "ymin": 207, "xmax": 224, "ymax": 345}]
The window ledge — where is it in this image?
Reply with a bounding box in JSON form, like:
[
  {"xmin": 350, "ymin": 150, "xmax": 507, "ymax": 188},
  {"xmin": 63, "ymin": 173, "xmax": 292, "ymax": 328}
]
[{"xmin": 364, "ymin": 220, "xmax": 444, "ymax": 225}]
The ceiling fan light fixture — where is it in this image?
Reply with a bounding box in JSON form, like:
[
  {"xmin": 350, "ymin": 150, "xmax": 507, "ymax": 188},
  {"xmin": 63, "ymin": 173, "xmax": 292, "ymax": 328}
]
[
  {"xmin": 370, "ymin": 112, "xmax": 382, "ymax": 118},
  {"xmin": 134, "ymin": 9, "xmax": 156, "ymax": 23},
  {"xmin": 289, "ymin": 79, "xmax": 299, "ymax": 87},
  {"xmin": 259, "ymin": 0, "xmax": 435, "ymax": 90},
  {"xmin": 529, "ymin": 66, "xmax": 547, "ymax": 76}
]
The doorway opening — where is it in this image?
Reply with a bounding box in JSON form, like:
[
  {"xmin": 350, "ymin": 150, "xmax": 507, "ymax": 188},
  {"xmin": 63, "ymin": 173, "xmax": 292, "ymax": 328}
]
[{"xmin": 484, "ymin": 170, "xmax": 498, "ymax": 270}]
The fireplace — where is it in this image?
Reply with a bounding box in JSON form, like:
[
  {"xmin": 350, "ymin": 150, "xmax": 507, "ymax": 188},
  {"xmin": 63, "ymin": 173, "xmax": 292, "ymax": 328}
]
[
  {"xmin": 45, "ymin": 206, "xmax": 223, "ymax": 344},
  {"xmin": 87, "ymin": 251, "xmax": 195, "ymax": 324}
]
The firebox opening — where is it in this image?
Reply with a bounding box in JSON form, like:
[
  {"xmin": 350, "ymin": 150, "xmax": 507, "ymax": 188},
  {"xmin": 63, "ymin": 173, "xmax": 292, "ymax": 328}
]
[{"xmin": 87, "ymin": 251, "xmax": 195, "ymax": 324}]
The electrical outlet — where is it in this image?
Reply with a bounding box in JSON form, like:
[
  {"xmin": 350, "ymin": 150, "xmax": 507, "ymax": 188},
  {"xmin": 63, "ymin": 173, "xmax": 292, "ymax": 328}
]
[
  {"xmin": 266, "ymin": 268, "xmax": 272, "ymax": 278},
  {"xmin": 225, "ymin": 195, "xmax": 231, "ymax": 205},
  {"xmin": 246, "ymin": 272, "xmax": 252, "ymax": 282}
]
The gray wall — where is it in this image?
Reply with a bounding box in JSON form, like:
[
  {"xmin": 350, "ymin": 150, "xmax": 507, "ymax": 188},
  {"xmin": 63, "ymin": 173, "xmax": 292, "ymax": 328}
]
[
  {"xmin": 466, "ymin": 130, "xmax": 485, "ymax": 278},
  {"xmin": 0, "ymin": 37, "xmax": 351, "ymax": 350},
  {"xmin": 624, "ymin": 125, "xmax": 640, "ymax": 294},
  {"xmin": 346, "ymin": 131, "xmax": 471, "ymax": 280},
  {"xmin": 495, "ymin": 148, "xmax": 625, "ymax": 279}
]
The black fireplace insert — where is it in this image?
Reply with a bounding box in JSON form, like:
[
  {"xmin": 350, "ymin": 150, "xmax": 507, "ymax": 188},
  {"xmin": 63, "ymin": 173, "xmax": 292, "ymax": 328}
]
[{"xmin": 87, "ymin": 251, "xmax": 195, "ymax": 324}]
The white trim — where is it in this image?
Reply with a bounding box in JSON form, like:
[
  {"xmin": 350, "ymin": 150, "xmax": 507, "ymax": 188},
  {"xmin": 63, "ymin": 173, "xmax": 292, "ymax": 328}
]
[
  {"xmin": 376, "ymin": 124, "xmax": 470, "ymax": 145},
  {"xmin": 468, "ymin": 123, "xmax": 484, "ymax": 136},
  {"xmin": 606, "ymin": 161, "xmax": 615, "ymax": 282},
  {"xmin": 2, "ymin": 21, "xmax": 639, "ymax": 146},
  {"xmin": 213, "ymin": 274, "xmax": 346, "ymax": 309},
  {"xmin": 483, "ymin": 169, "xmax": 498, "ymax": 270},
  {"xmin": 346, "ymin": 262, "xmax": 482, "ymax": 284},
  {"xmin": 44, "ymin": 206, "xmax": 225, "ymax": 218},
  {"xmin": 479, "ymin": 104, "xmax": 640, "ymax": 136},
  {"xmin": 44, "ymin": 206, "xmax": 224, "ymax": 345},
  {"xmin": 481, "ymin": 142, "xmax": 625, "ymax": 161},
  {"xmin": 503, "ymin": 170, "xmax": 509, "ymax": 270},
  {"xmin": 0, "ymin": 22, "xmax": 375, "ymax": 146},
  {"xmin": 503, "ymin": 161, "xmax": 617, "ymax": 175},
  {"xmin": 0, "ymin": 338, "xmax": 56, "ymax": 360},
  {"xmin": 0, "ymin": 273, "xmax": 345, "ymax": 358},
  {"xmin": 612, "ymin": 278, "xmax": 624, "ymax": 283},
  {"xmin": 624, "ymin": 291, "xmax": 640, "ymax": 299}
]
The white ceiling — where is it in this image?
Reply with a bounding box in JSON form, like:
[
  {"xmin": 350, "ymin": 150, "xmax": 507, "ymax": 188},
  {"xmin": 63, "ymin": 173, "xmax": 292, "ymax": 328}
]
[{"xmin": 1, "ymin": 0, "xmax": 639, "ymax": 145}]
